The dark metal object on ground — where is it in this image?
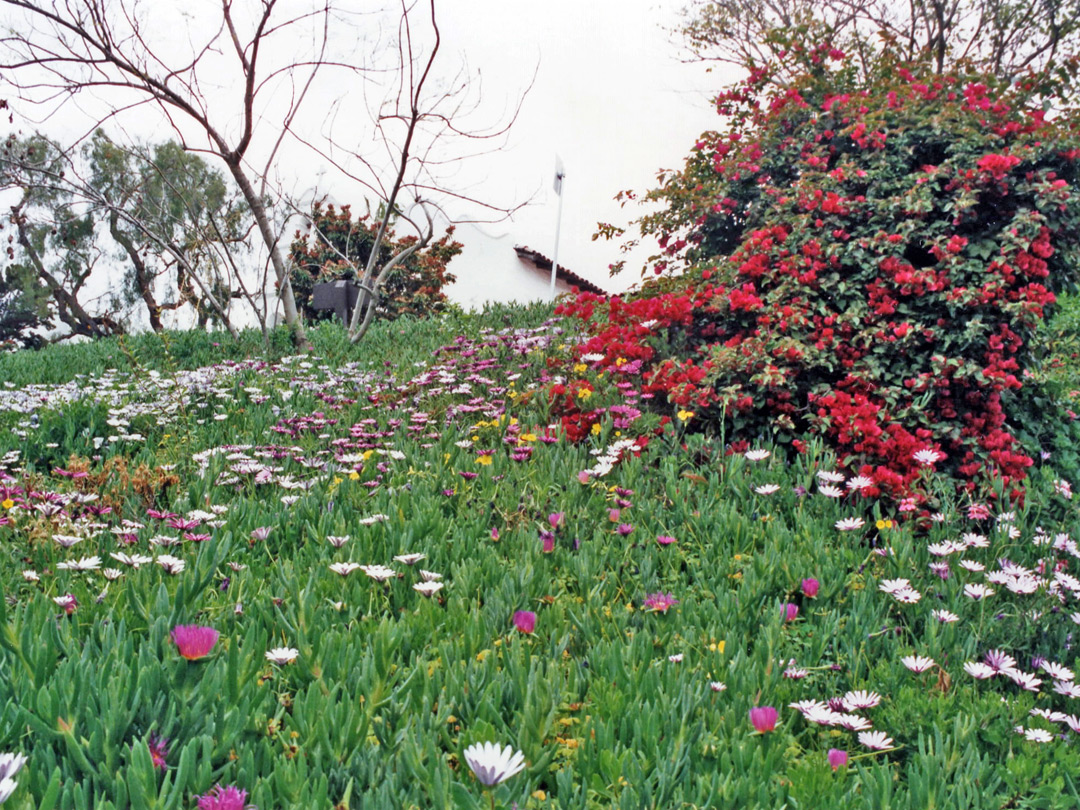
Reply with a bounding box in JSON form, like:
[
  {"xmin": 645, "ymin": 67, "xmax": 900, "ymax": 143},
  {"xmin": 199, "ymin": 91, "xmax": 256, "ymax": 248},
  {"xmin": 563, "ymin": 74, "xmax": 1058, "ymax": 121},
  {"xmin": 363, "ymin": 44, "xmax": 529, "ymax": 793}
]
[{"xmin": 311, "ymin": 280, "xmax": 360, "ymax": 325}]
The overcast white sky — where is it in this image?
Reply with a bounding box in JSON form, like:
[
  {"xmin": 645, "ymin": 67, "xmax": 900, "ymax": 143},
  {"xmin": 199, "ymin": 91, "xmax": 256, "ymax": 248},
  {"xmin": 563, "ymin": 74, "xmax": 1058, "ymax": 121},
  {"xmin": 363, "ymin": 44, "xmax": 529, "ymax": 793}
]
[
  {"xmin": 4, "ymin": 0, "xmax": 737, "ymax": 303},
  {"xmin": 431, "ymin": 0, "xmax": 733, "ymax": 292}
]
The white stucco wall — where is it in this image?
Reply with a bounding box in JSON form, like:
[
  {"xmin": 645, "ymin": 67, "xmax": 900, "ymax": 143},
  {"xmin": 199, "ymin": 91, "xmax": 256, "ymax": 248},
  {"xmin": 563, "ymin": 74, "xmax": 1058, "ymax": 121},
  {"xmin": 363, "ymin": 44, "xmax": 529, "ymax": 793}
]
[{"xmin": 444, "ymin": 223, "xmax": 575, "ymax": 310}]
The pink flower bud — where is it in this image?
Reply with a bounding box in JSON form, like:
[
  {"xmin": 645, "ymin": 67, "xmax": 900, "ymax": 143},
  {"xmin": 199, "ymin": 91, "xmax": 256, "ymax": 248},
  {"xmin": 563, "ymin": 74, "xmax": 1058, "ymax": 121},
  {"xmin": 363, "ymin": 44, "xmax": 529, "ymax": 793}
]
[{"xmin": 749, "ymin": 706, "xmax": 778, "ymax": 733}]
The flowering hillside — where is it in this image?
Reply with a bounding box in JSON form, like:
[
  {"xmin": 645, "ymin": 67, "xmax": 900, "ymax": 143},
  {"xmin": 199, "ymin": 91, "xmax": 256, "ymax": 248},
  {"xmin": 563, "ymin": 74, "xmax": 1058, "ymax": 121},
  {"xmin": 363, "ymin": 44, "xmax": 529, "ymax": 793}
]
[{"xmin": 0, "ymin": 304, "xmax": 1077, "ymax": 808}]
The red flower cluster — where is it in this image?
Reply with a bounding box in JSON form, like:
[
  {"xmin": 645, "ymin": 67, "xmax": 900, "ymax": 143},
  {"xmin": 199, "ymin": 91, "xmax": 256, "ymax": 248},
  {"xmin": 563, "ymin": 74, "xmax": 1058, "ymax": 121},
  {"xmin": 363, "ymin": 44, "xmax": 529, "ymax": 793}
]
[{"xmin": 551, "ymin": 53, "xmax": 1080, "ymax": 502}]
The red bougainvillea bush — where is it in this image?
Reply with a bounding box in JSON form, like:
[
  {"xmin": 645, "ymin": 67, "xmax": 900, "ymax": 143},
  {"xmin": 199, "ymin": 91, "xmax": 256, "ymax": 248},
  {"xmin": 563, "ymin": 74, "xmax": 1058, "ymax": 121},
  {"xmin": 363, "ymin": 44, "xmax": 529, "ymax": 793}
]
[{"xmin": 558, "ymin": 48, "xmax": 1080, "ymax": 500}]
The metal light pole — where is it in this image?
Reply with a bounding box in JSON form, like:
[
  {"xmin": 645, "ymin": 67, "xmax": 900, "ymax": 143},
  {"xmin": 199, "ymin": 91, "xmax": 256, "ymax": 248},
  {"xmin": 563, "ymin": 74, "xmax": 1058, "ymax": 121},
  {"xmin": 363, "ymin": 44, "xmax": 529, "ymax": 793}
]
[{"xmin": 549, "ymin": 155, "xmax": 565, "ymax": 301}]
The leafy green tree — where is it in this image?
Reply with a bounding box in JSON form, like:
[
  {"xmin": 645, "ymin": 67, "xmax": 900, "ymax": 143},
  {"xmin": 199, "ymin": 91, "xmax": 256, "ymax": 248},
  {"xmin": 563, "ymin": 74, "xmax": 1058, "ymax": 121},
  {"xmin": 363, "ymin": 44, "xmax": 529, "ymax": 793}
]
[
  {"xmin": 1, "ymin": 134, "xmax": 124, "ymax": 340},
  {"xmin": 86, "ymin": 132, "xmax": 253, "ymax": 333},
  {"xmin": 0, "ymin": 262, "xmax": 47, "ymax": 348},
  {"xmin": 678, "ymin": 0, "xmax": 1080, "ymax": 84}
]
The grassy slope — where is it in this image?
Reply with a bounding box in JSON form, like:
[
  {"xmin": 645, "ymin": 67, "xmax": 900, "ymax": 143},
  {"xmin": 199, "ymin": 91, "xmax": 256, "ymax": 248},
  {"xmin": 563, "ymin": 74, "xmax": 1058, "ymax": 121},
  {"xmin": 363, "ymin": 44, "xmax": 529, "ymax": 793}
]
[{"xmin": 0, "ymin": 304, "xmax": 1078, "ymax": 809}]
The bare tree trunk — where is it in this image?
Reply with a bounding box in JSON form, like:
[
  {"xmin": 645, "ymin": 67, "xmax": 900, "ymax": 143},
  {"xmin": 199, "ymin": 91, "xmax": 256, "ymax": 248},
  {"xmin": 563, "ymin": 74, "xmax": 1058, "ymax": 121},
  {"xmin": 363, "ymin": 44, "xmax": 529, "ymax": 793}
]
[
  {"xmin": 225, "ymin": 159, "xmax": 310, "ymax": 351},
  {"xmin": 108, "ymin": 210, "xmax": 163, "ymax": 331}
]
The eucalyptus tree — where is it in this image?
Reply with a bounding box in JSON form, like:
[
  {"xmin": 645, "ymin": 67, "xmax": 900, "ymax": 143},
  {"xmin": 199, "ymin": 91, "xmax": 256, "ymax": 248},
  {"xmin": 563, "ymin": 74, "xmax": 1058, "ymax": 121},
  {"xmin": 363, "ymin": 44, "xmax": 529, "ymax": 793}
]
[
  {"xmin": 0, "ymin": 0, "xmax": 332, "ymax": 348},
  {"xmin": 86, "ymin": 132, "xmax": 258, "ymax": 334}
]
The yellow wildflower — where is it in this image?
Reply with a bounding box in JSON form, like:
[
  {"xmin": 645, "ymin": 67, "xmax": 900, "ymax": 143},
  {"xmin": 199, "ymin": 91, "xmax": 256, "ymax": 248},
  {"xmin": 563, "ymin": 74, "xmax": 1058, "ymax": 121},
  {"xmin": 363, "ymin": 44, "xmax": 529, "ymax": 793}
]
[
  {"xmin": 1, "ymin": 499, "xmax": 12, "ymax": 510},
  {"xmin": 676, "ymin": 409, "xmax": 695, "ymax": 422},
  {"xmin": 475, "ymin": 455, "xmax": 493, "ymax": 466}
]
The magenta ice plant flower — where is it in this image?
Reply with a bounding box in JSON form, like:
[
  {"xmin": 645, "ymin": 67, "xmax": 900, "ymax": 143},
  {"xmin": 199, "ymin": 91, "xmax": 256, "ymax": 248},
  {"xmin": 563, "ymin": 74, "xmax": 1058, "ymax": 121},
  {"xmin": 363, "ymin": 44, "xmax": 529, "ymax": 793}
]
[
  {"xmin": 171, "ymin": 625, "xmax": 220, "ymax": 661},
  {"xmin": 147, "ymin": 732, "xmax": 169, "ymax": 771},
  {"xmin": 196, "ymin": 784, "xmax": 254, "ymax": 810},
  {"xmin": 801, "ymin": 578, "xmax": 820, "ymax": 598},
  {"xmin": 513, "ymin": 611, "xmax": 537, "ymax": 634},
  {"xmin": 749, "ymin": 706, "xmax": 778, "ymax": 733},
  {"xmin": 642, "ymin": 592, "xmax": 678, "ymax": 613},
  {"xmin": 781, "ymin": 602, "xmax": 798, "ymax": 621},
  {"xmin": 540, "ymin": 531, "xmax": 555, "ymax": 553},
  {"xmin": 827, "ymin": 748, "xmax": 848, "ymax": 769}
]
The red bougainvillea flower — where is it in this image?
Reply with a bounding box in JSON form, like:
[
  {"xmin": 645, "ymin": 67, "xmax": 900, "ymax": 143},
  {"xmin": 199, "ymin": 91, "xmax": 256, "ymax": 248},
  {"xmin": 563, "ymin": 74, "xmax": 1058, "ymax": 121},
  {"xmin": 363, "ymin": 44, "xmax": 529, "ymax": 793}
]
[
  {"xmin": 513, "ymin": 610, "xmax": 537, "ymax": 634},
  {"xmin": 171, "ymin": 625, "xmax": 220, "ymax": 661}
]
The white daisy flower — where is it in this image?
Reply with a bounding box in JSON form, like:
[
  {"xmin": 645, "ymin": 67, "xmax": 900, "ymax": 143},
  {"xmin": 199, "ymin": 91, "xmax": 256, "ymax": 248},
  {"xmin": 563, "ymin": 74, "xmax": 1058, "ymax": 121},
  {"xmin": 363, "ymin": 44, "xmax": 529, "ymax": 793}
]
[
  {"xmin": 1041, "ymin": 661, "xmax": 1074, "ymax": 681},
  {"xmin": 1007, "ymin": 670, "xmax": 1043, "ymax": 692},
  {"xmin": 838, "ymin": 713, "xmax": 874, "ymax": 731},
  {"xmin": 1054, "ymin": 680, "xmax": 1080, "ymax": 699},
  {"xmin": 835, "ymin": 517, "xmax": 865, "ymax": 531},
  {"xmin": 57, "ymin": 556, "xmax": 101, "ymax": 572},
  {"xmin": 878, "ymin": 578, "xmax": 911, "ymax": 594},
  {"xmin": 360, "ymin": 564, "xmax": 396, "ymax": 582},
  {"xmin": 265, "ymin": 647, "xmax": 299, "ymax": 665},
  {"xmin": 964, "ymin": 662, "xmax": 997, "ymax": 679},
  {"xmin": 913, "ymin": 448, "xmax": 943, "ymax": 465},
  {"xmin": 857, "ymin": 730, "xmax": 894, "ymax": 750},
  {"xmin": 892, "ymin": 588, "xmax": 922, "ymax": 604},
  {"xmin": 901, "ymin": 655, "xmax": 935, "ymax": 673},
  {"xmin": 329, "ymin": 562, "xmax": 361, "ymax": 577},
  {"xmin": 413, "ymin": 581, "xmax": 444, "ymax": 597},
  {"xmin": 156, "ymin": 555, "xmax": 185, "ymax": 575},
  {"xmin": 463, "ymin": 742, "xmax": 526, "ymax": 786},
  {"xmin": 844, "ymin": 690, "xmax": 882, "ymax": 709}
]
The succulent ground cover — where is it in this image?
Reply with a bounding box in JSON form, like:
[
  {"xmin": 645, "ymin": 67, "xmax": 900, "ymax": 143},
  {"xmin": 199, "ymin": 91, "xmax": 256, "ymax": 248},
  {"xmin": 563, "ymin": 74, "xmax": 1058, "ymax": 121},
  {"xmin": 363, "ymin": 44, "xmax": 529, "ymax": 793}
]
[{"xmin": 0, "ymin": 307, "xmax": 1079, "ymax": 808}]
